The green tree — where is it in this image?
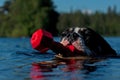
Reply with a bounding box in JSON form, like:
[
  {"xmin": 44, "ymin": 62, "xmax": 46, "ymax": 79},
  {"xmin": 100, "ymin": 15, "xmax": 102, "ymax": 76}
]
[
  {"xmin": 0, "ymin": 0, "xmax": 59, "ymax": 37},
  {"xmin": 56, "ymin": 6, "xmax": 120, "ymax": 36}
]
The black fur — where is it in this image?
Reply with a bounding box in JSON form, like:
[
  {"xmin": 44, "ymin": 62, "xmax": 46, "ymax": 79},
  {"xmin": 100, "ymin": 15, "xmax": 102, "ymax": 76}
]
[{"xmin": 60, "ymin": 27, "xmax": 116, "ymax": 57}]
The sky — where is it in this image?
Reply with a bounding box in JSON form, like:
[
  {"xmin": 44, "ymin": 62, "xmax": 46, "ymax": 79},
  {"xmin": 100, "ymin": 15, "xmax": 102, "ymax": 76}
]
[
  {"xmin": 0, "ymin": 0, "xmax": 5, "ymax": 6},
  {"xmin": 53, "ymin": 0, "xmax": 120, "ymax": 13},
  {"xmin": 0, "ymin": 0, "xmax": 120, "ymax": 13}
]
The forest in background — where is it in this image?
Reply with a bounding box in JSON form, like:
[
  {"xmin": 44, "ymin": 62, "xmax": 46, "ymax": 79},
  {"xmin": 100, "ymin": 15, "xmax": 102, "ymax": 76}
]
[
  {"xmin": 57, "ymin": 7, "xmax": 120, "ymax": 36},
  {"xmin": 0, "ymin": 0, "xmax": 120, "ymax": 37}
]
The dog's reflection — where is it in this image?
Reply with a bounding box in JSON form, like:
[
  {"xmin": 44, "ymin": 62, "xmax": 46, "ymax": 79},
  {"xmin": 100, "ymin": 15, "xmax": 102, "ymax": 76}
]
[{"xmin": 30, "ymin": 57, "xmax": 103, "ymax": 80}]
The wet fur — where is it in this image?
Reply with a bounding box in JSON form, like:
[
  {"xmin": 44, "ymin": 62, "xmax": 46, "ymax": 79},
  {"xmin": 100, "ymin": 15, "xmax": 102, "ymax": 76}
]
[{"xmin": 60, "ymin": 27, "xmax": 116, "ymax": 57}]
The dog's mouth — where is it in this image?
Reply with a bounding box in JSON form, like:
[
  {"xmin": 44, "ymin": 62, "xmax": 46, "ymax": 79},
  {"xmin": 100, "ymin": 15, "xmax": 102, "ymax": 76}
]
[
  {"xmin": 60, "ymin": 32, "xmax": 85, "ymax": 51},
  {"xmin": 61, "ymin": 32, "xmax": 83, "ymax": 43}
]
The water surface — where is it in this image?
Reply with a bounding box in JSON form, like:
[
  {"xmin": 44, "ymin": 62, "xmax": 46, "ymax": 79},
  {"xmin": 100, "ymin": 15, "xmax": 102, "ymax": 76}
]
[{"xmin": 0, "ymin": 37, "xmax": 120, "ymax": 80}]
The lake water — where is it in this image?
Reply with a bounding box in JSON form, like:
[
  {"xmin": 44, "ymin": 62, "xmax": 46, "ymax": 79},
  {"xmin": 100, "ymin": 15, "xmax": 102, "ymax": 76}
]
[{"xmin": 0, "ymin": 37, "xmax": 120, "ymax": 80}]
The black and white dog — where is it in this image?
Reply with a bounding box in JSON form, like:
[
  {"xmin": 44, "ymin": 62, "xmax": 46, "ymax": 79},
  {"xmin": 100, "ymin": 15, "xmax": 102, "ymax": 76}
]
[{"xmin": 60, "ymin": 27, "xmax": 116, "ymax": 57}]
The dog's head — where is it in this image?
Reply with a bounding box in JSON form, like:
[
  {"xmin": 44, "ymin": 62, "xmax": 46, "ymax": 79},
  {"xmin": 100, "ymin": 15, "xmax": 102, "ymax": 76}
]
[
  {"xmin": 60, "ymin": 27, "xmax": 87, "ymax": 43},
  {"xmin": 60, "ymin": 27, "xmax": 117, "ymax": 57}
]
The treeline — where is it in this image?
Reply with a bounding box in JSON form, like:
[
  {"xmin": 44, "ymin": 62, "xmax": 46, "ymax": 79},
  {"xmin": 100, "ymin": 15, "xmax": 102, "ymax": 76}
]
[
  {"xmin": 0, "ymin": 0, "xmax": 59, "ymax": 37},
  {"xmin": 0, "ymin": 0, "xmax": 120, "ymax": 37},
  {"xmin": 57, "ymin": 6, "xmax": 120, "ymax": 36}
]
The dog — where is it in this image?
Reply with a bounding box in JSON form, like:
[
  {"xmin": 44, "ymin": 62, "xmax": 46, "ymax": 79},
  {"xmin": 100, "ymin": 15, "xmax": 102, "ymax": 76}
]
[{"xmin": 60, "ymin": 27, "xmax": 116, "ymax": 57}]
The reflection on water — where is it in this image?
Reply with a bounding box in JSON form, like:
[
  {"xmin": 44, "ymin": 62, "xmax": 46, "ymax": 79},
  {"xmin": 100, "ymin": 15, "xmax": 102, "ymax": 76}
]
[
  {"xmin": 0, "ymin": 37, "xmax": 120, "ymax": 80},
  {"xmin": 30, "ymin": 57, "xmax": 105, "ymax": 80}
]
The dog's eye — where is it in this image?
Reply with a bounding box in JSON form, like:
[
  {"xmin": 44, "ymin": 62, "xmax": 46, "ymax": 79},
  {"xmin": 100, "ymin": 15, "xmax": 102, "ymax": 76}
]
[
  {"xmin": 73, "ymin": 33, "xmax": 79, "ymax": 39},
  {"xmin": 61, "ymin": 32, "xmax": 67, "ymax": 37}
]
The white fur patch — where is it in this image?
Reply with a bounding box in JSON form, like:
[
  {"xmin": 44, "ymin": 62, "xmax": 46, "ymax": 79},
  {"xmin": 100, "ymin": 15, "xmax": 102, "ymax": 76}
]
[{"xmin": 74, "ymin": 27, "xmax": 80, "ymax": 33}]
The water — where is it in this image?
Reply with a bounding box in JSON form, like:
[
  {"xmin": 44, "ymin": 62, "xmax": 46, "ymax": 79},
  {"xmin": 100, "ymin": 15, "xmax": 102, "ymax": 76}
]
[{"xmin": 0, "ymin": 37, "xmax": 120, "ymax": 80}]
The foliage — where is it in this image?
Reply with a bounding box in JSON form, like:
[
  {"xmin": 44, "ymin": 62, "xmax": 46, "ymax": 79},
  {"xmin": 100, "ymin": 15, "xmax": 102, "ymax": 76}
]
[
  {"xmin": 0, "ymin": 0, "xmax": 59, "ymax": 37},
  {"xmin": 0, "ymin": 0, "xmax": 120, "ymax": 37},
  {"xmin": 57, "ymin": 6, "xmax": 120, "ymax": 36}
]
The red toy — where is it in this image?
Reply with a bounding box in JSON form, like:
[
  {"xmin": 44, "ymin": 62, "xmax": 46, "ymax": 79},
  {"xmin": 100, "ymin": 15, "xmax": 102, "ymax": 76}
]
[
  {"xmin": 31, "ymin": 29, "xmax": 53, "ymax": 53},
  {"xmin": 30, "ymin": 29, "xmax": 81, "ymax": 56}
]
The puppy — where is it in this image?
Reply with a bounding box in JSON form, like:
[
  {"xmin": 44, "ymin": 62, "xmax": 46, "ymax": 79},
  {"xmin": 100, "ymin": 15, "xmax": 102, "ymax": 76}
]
[{"xmin": 60, "ymin": 27, "xmax": 116, "ymax": 57}]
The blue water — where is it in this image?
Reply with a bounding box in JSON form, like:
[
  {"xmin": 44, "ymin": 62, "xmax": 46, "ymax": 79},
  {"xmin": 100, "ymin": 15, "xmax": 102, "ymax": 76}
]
[{"xmin": 0, "ymin": 37, "xmax": 120, "ymax": 80}]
